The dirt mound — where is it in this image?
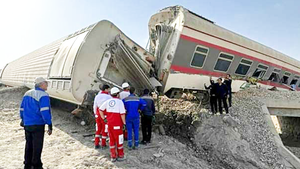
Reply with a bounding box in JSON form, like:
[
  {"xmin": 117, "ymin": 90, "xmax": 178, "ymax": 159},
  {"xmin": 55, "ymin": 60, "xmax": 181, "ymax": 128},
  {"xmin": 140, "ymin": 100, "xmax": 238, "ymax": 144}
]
[
  {"xmin": 156, "ymin": 89, "xmax": 299, "ymax": 169},
  {"xmin": 0, "ymin": 86, "xmax": 28, "ymax": 110}
]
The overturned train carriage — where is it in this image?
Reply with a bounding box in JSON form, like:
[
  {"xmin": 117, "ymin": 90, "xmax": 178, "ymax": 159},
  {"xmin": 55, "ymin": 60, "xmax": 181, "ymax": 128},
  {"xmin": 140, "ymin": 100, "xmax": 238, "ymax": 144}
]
[
  {"xmin": 148, "ymin": 6, "xmax": 300, "ymax": 98},
  {"xmin": 0, "ymin": 20, "xmax": 157, "ymax": 105},
  {"xmin": 2, "ymin": 6, "xmax": 300, "ymax": 104}
]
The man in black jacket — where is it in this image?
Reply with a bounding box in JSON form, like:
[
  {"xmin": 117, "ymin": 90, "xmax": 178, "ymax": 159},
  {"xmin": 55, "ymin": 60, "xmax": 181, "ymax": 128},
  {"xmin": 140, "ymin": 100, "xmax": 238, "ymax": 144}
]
[
  {"xmin": 224, "ymin": 74, "xmax": 232, "ymax": 107},
  {"xmin": 216, "ymin": 78, "xmax": 229, "ymax": 114},
  {"xmin": 141, "ymin": 89, "xmax": 155, "ymax": 144},
  {"xmin": 204, "ymin": 77, "xmax": 218, "ymax": 114}
]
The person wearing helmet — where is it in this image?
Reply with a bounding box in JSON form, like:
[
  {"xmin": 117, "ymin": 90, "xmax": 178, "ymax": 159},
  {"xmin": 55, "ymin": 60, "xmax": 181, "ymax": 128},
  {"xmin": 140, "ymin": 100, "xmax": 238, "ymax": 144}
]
[
  {"xmin": 120, "ymin": 82, "xmax": 130, "ymax": 100},
  {"xmin": 119, "ymin": 82, "xmax": 130, "ymax": 140},
  {"xmin": 100, "ymin": 87, "xmax": 126, "ymax": 162},
  {"xmin": 20, "ymin": 77, "xmax": 52, "ymax": 169},
  {"xmin": 93, "ymin": 84, "xmax": 112, "ymax": 149}
]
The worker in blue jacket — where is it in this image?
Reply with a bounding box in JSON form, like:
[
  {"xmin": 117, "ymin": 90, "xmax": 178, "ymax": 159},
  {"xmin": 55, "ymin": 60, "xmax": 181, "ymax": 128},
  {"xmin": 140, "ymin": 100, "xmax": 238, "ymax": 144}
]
[
  {"xmin": 20, "ymin": 77, "xmax": 52, "ymax": 169},
  {"xmin": 141, "ymin": 89, "xmax": 156, "ymax": 144},
  {"xmin": 123, "ymin": 87, "xmax": 146, "ymax": 149}
]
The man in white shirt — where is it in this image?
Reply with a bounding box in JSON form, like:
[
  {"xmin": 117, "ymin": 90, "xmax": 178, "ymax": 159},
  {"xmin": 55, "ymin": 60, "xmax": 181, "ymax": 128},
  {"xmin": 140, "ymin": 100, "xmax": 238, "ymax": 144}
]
[
  {"xmin": 93, "ymin": 84, "xmax": 112, "ymax": 149},
  {"xmin": 119, "ymin": 82, "xmax": 130, "ymax": 100}
]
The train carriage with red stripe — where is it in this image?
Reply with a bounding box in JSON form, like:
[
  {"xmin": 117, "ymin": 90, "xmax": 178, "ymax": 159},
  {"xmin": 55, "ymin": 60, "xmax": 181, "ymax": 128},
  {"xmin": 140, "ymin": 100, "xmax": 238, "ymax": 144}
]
[{"xmin": 148, "ymin": 6, "xmax": 300, "ymax": 98}]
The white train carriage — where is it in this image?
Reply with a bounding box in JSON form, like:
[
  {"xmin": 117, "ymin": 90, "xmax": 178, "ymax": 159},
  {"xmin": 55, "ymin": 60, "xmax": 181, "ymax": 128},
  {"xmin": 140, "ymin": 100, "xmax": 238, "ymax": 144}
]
[
  {"xmin": 148, "ymin": 6, "xmax": 300, "ymax": 97},
  {"xmin": 0, "ymin": 20, "xmax": 156, "ymax": 105}
]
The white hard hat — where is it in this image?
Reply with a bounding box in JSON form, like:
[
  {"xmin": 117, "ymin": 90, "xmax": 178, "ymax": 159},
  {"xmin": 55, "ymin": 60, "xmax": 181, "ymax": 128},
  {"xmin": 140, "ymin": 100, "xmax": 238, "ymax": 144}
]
[
  {"xmin": 110, "ymin": 87, "xmax": 120, "ymax": 95},
  {"xmin": 122, "ymin": 82, "xmax": 129, "ymax": 89},
  {"xmin": 34, "ymin": 77, "xmax": 47, "ymax": 84}
]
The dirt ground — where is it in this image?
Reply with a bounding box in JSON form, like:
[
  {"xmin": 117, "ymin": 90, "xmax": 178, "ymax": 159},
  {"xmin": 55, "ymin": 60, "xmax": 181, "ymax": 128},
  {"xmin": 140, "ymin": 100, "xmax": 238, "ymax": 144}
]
[
  {"xmin": 0, "ymin": 87, "xmax": 212, "ymax": 169},
  {"xmin": 1, "ymin": 86, "xmax": 300, "ymax": 169}
]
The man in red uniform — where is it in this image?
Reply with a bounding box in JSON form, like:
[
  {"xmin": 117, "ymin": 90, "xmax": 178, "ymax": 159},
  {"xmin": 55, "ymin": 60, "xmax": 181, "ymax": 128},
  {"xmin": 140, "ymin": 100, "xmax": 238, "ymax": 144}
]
[
  {"xmin": 93, "ymin": 84, "xmax": 112, "ymax": 149},
  {"xmin": 100, "ymin": 87, "xmax": 126, "ymax": 162}
]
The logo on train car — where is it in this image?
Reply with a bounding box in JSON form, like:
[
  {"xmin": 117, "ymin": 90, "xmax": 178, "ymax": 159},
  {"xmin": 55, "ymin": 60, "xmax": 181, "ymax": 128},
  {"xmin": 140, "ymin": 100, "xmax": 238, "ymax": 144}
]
[{"xmin": 109, "ymin": 100, "xmax": 116, "ymax": 107}]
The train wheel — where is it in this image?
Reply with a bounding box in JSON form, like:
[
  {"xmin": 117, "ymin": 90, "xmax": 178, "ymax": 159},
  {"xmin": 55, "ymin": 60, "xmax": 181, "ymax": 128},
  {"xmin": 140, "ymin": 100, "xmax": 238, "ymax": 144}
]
[{"xmin": 196, "ymin": 91, "xmax": 209, "ymax": 105}]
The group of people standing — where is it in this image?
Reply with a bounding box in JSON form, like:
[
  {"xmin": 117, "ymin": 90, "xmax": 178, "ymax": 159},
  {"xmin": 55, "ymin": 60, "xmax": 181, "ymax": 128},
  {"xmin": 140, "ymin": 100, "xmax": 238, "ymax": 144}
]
[
  {"xmin": 93, "ymin": 82, "xmax": 155, "ymax": 162},
  {"xmin": 204, "ymin": 74, "xmax": 232, "ymax": 115}
]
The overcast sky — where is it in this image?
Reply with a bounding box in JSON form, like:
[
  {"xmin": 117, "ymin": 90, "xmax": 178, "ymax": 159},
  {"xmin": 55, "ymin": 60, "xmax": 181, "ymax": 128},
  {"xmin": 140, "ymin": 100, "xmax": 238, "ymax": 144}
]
[{"xmin": 0, "ymin": 0, "xmax": 299, "ymax": 69}]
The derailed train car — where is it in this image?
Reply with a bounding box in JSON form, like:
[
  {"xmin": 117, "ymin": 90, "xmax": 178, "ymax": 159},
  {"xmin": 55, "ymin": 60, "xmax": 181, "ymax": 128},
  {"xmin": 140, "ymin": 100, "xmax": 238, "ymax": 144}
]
[
  {"xmin": 148, "ymin": 6, "xmax": 300, "ymax": 98},
  {"xmin": 0, "ymin": 20, "xmax": 157, "ymax": 105},
  {"xmin": 1, "ymin": 5, "xmax": 300, "ymax": 104}
]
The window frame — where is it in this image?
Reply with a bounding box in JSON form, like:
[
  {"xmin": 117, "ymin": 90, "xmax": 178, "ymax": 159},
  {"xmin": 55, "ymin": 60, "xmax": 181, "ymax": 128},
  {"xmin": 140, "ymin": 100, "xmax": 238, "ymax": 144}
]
[
  {"xmin": 268, "ymin": 68, "xmax": 281, "ymax": 83},
  {"xmin": 213, "ymin": 52, "xmax": 235, "ymax": 73},
  {"xmin": 189, "ymin": 45, "xmax": 210, "ymax": 69},
  {"xmin": 51, "ymin": 81, "xmax": 57, "ymax": 89},
  {"xmin": 281, "ymin": 71, "xmax": 291, "ymax": 84},
  {"xmin": 252, "ymin": 63, "xmax": 269, "ymax": 79},
  {"xmin": 290, "ymin": 75, "xmax": 299, "ymax": 85},
  {"xmin": 234, "ymin": 58, "xmax": 253, "ymax": 76}
]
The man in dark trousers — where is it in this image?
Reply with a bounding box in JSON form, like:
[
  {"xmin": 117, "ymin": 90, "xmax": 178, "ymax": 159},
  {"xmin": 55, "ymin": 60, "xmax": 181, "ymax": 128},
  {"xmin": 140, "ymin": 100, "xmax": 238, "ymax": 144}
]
[
  {"xmin": 216, "ymin": 77, "xmax": 229, "ymax": 115},
  {"xmin": 123, "ymin": 87, "xmax": 146, "ymax": 149},
  {"xmin": 20, "ymin": 77, "xmax": 52, "ymax": 169},
  {"xmin": 224, "ymin": 74, "xmax": 232, "ymax": 107},
  {"xmin": 204, "ymin": 77, "xmax": 218, "ymax": 114},
  {"xmin": 141, "ymin": 89, "xmax": 155, "ymax": 144}
]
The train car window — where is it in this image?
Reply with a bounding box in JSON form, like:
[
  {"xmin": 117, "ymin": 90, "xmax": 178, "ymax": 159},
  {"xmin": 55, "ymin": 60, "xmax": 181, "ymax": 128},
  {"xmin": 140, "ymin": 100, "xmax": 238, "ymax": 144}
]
[
  {"xmin": 57, "ymin": 81, "xmax": 63, "ymax": 90},
  {"xmin": 268, "ymin": 69, "xmax": 281, "ymax": 82},
  {"xmin": 190, "ymin": 45, "xmax": 209, "ymax": 68},
  {"xmin": 273, "ymin": 68, "xmax": 281, "ymax": 73},
  {"xmin": 252, "ymin": 64, "xmax": 268, "ymax": 79},
  {"xmin": 290, "ymin": 76, "xmax": 299, "ymax": 85},
  {"xmin": 235, "ymin": 59, "xmax": 253, "ymax": 76},
  {"xmin": 64, "ymin": 81, "xmax": 70, "ymax": 90},
  {"xmin": 214, "ymin": 53, "xmax": 234, "ymax": 72},
  {"xmin": 52, "ymin": 81, "xmax": 57, "ymax": 88},
  {"xmin": 280, "ymin": 72, "xmax": 291, "ymax": 84}
]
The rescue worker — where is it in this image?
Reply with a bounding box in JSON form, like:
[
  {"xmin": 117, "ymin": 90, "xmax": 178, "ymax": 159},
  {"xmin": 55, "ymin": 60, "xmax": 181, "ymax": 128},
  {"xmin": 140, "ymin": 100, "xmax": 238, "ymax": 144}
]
[
  {"xmin": 216, "ymin": 78, "xmax": 229, "ymax": 115},
  {"xmin": 119, "ymin": 82, "xmax": 130, "ymax": 100},
  {"xmin": 119, "ymin": 82, "xmax": 130, "ymax": 140},
  {"xmin": 123, "ymin": 87, "xmax": 146, "ymax": 149},
  {"xmin": 99, "ymin": 87, "xmax": 126, "ymax": 162},
  {"xmin": 141, "ymin": 89, "xmax": 155, "ymax": 144},
  {"xmin": 224, "ymin": 74, "xmax": 232, "ymax": 107},
  {"xmin": 93, "ymin": 84, "xmax": 112, "ymax": 149},
  {"xmin": 204, "ymin": 77, "xmax": 218, "ymax": 114},
  {"xmin": 20, "ymin": 77, "xmax": 52, "ymax": 169}
]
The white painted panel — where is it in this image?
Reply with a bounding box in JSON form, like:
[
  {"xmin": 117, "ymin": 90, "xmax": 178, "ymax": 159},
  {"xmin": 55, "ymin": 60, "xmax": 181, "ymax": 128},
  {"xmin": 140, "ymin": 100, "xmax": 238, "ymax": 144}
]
[
  {"xmin": 49, "ymin": 36, "xmax": 78, "ymax": 77},
  {"xmin": 62, "ymin": 32, "xmax": 88, "ymax": 77}
]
